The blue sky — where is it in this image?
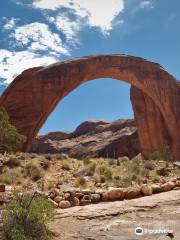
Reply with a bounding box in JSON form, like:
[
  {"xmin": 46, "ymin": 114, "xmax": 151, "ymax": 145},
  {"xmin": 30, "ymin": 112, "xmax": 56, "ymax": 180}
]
[{"xmin": 0, "ymin": 0, "xmax": 180, "ymax": 134}]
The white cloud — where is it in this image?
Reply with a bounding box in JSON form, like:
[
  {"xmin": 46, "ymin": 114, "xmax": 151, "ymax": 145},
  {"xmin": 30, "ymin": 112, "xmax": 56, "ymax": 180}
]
[
  {"xmin": 139, "ymin": 1, "xmax": 154, "ymax": 9},
  {"xmin": 0, "ymin": 49, "xmax": 57, "ymax": 85},
  {"xmin": 32, "ymin": 0, "xmax": 124, "ymax": 34},
  {"xmin": 0, "ymin": 22, "xmax": 72, "ymax": 85},
  {"xmin": 47, "ymin": 14, "xmax": 80, "ymax": 46},
  {"xmin": 11, "ymin": 22, "xmax": 69, "ymax": 55},
  {"xmin": 3, "ymin": 18, "xmax": 17, "ymax": 30}
]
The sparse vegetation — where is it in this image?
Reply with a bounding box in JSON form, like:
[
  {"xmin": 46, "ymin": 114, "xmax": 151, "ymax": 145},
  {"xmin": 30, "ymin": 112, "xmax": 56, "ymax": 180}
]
[
  {"xmin": 0, "ymin": 107, "xmax": 26, "ymax": 153},
  {"xmin": 75, "ymin": 176, "xmax": 87, "ymax": 187},
  {"xmin": 0, "ymin": 168, "xmax": 22, "ymax": 185},
  {"xmin": 1, "ymin": 191, "xmax": 55, "ymax": 240},
  {"xmin": 24, "ymin": 162, "xmax": 43, "ymax": 181},
  {"xmin": 61, "ymin": 160, "xmax": 71, "ymax": 170},
  {"xmin": 96, "ymin": 164, "xmax": 112, "ymax": 180},
  {"xmin": 6, "ymin": 156, "xmax": 21, "ymax": 168},
  {"xmin": 149, "ymin": 146, "xmax": 172, "ymax": 161}
]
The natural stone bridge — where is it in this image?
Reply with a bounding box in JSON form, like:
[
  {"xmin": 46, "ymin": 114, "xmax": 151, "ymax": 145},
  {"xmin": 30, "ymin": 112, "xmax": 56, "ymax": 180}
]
[{"xmin": 0, "ymin": 55, "xmax": 180, "ymax": 160}]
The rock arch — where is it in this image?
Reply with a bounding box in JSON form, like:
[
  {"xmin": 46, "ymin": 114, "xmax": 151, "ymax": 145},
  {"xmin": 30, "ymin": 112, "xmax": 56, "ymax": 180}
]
[{"xmin": 0, "ymin": 55, "xmax": 179, "ymax": 160}]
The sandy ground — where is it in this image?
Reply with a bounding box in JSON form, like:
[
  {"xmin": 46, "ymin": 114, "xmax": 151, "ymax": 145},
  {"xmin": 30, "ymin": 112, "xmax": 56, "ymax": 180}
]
[{"xmin": 51, "ymin": 189, "xmax": 180, "ymax": 240}]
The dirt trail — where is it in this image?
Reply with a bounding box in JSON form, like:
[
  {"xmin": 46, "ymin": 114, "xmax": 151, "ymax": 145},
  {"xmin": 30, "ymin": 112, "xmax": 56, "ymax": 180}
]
[{"xmin": 51, "ymin": 189, "xmax": 180, "ymax": 240}]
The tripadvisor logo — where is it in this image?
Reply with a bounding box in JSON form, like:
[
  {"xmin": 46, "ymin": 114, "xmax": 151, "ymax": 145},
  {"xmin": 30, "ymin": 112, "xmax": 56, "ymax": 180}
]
[{"xmin": 135, "ymin": 227, "xmax": 144, "ymax": 236}]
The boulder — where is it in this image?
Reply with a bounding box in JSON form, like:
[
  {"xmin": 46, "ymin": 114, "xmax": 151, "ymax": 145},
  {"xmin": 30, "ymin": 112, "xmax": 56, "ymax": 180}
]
[
  {"xmin": 161, "ymin": 182, "xmax": 175, "ymax": 192},
  {"xmin": 59, "ymin": 200, "xmax": 71, "ymax": 209},
  {"xmin": 151, "ymin": 184, "xmax": 162, "ymax": 194},
  {"xmin": 91, "ymin": 193, "xmax": 101, "ymax": 203},
  {"xmin": 124, "ymin": 187, "xmax": 141, "ymax": 199},
  {"xmin": 54, "ymin": 196, "xmax": 63, "ymax": 203},
  {"xmin": 71, "ymin": 197, "xmax": 80, "ymax": 206},
  {"xmin": 141, "ymin": 184, "xmax": 153, "ymax": 196},
  {"xmin": 106, "ymin": 188, "xmax": 125, "ymax": 201}
]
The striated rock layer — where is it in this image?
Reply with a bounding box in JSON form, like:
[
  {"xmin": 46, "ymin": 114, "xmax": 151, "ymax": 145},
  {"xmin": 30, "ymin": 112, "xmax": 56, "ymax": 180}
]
[
  {"xmin": 0, "ymin": 55, "xmax": 179, "ymax": 160},
  {"xmin": 31, "ymin": 119, "xmax": 140, "ymax": 159}
]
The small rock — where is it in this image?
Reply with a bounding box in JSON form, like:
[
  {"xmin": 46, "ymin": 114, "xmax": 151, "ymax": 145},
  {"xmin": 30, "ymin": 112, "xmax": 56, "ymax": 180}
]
[
  {"xmin": 151, "ymin": 184, "xmax": 162, "ymax": 194},
  {"xmin": 106, "ymin": 188, "xmax": 125, "ymax": 201},
  {"xmin": 48, "ymin": 198, "xmax": 59, "ymax": 208},
  {"xmin": 174, "ymin": 187, "xmax": 180, "ymax": 190},
  {"xmin": 54, "ymin": 196, "xmax": 63, "ymax": 203},
  {"xmin": 161, "ymin": 182, "xmax": 175, "ymax": 192},
  {"xmin": 91, "ymin": 193, "xmax": 101, "ymax": 203},
  {"xmin": 75, "ymin": 192, "xmax": 84, "ymax": 199},
  {"xmin": 50, "ymin": 188, "xmax": 62, "ymax": 197},
  {"xmin": 141, "ymin": 184, "xmax": 153, "ymax": 196},
  {"xmin": 59, "ymin": 200, "xmax": 71, "ymax": 209},
  {"xmin": 80, "ymin": 195, "xmax": 91, "ymax": 205},
  {"xmin": 71, "ymin": 197, "xmax": 80, "ymax": 206},
  {"xmin": 124, "ymin": 187, "xmax": 141, "ymax": 199},
  {"xmin": 64, "ymin": 192, "xmax": 71, "ymax": 200}
]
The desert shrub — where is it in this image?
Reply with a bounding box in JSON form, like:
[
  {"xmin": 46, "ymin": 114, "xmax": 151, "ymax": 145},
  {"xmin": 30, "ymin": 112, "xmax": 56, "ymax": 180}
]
[
  {"xmin": 0, "ymin": 107, "xmax": 26, "ymax": 153},
  {"xmin": 46, "ymin": 180, "xmax": 56, "ymax": 190},
  {"xmin": 24, "ymin": 162, "xmax": 43, "ymax": 181},
  {"xmin": 108, "ymin": 158, "xmax": 117, "ymax": 165},
  {"xmin": 45, "ymin": 154, "xmax": 53, "ymax": 161},
  {"xmin": 144, "ymin": 160, "xmax": 155, "ymax": 170},
  {"xmin": 75, "ymin": 176, "xmax": 87, "ymax": 187},
  {"xmin": 85, "ymin": 162, "xmax": 96, "ymax": 176},
  {"xmin": 0, "ymin": 168, "xmax": 22, "ymax": 185},
  {"xmin": 94, "ymin": 175, "xmax": 106, "ymax": 184},
  {"xmin": 1, "ymin": 191, "xmax": 55, "ymax": 240},
  {"xmin": 119, "ymin": 176, "xmax": 132, "ymax": 188},
  {"xmin": 83, "ymin": 157, "xmax": 91, "ymax": 165},
  {"xmin": 96, "ymin": 165, "xmax": 112, "ymax": 180},
  {"xmin": 39, "ymin": 158, "xmax": 51, "ymax": 170},
  {"xmin": 61, "ymin": 161, "xmax": 71, "ymax": 170},
  {"xmin": 149, "ymin": 146, "xmax": 172, "ymax": 161},
  {"xmin": 6, "ymin": 156, "xmax": 21, "ymax": 168}
]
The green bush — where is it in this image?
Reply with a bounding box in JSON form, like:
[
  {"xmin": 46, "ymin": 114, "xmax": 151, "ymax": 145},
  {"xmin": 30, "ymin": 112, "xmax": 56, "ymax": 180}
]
[
  {"xmin": 96, "ymin": 165, "xmax": 112, "ymax": 180},
  {"xmin": 1, "ymin": 191, "xmax": 55, "ymax": 240},
  {"xmin": 0, "ymin": 107, "xmax": 26, "ymax": 153},
  {"xmin": 0, "ymin": 168, "xmax": 22, "ymax": 185},
  {"xmin": 75, "ymin": 176, "xmax": 87, "ymax": 187},
  {"xmin": 83, "ymin": 157, "xmax": 91, "ymax": 165},
  {"xmin": 149, "ymin": 146, "xmax": 172, "ymax": 161},
  {"xmin": 85, "ymin": 162, "xmax": 96, "ymax": 176},
  {"xmin": 6, "ymin": 156, "xmax": 21, "ymax": 168},
  {"xmin": 24, "ymin": 162, "xmax": 43, "ymax": 181}
]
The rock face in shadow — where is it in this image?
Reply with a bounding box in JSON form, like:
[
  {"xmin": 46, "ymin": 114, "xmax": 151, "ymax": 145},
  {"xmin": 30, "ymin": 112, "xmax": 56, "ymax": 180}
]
[
  {"xmin": 31, "ymin": 119, "xmax": 140, "ymax": 159},
  {"xmin": 0, "ymin": 55, "xmax": 179, "ymax": 160}
]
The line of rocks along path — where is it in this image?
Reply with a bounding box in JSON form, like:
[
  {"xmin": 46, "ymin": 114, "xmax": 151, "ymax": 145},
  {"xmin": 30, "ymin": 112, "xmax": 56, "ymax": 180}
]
[{"xmin": 51, "ymin": 189, "xmax": 180, "ymax": 240}]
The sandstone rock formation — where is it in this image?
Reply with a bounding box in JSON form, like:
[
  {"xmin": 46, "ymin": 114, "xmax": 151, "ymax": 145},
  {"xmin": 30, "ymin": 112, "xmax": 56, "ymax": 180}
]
[
  {"xmin": 0, "ymin": 55, "xmax": 179, "ymax": 160},
  {"xmin": 31, "ymin": 119, "xmax": 140, "ymax": 159}
]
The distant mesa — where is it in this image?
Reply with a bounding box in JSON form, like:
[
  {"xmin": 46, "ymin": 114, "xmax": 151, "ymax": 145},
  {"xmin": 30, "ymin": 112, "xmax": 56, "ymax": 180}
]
[
  {"xmin": 0, "ymin": 55, "xmax": 179, "ymax": 160},
  {"xmin": 31, "ymin": 119, "xmax": 139, "ymax": 159}
]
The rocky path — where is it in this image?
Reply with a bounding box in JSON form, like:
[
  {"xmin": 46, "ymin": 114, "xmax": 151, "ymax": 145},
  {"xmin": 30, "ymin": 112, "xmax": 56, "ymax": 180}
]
[{"xmin": 52, "ymin": 189, "xmax": 180, "ymax": 240}]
